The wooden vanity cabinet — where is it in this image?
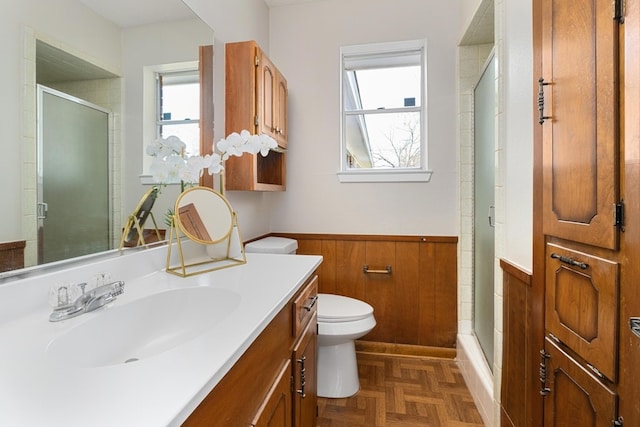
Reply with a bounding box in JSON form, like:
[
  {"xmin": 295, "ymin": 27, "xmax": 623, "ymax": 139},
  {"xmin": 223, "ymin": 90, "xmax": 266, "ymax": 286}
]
[
  {"xmin": 251, "ymin": 360, "xmax": 293, "ymax": 427},
  {"xmin": 225, "ymin": 40, "xmax": 288, "ymax": 192},
  {"xmin": 183, "ymin": 274, "xmax": 318, "ymax": 427},
  {"xmin": 292, "ymin": 314, "xmax": 317, "ymax": 427}
]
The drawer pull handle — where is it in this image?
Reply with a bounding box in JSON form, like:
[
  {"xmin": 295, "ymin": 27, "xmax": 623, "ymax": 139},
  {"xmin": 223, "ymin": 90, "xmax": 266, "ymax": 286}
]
[
  {"xmin": 363, "ymin": 265, "xmax": 392, "ymax": 274},
  {"xmin": 303, "ymin": 295, "xmax": 318, "ymax": 312},
  {"xmin": 539, "ymin": 349, "xmax": 551, "ymax": 396},
  {"xmin": 538, "ymin": 77, "xmax": 552, "ymax": 124},
  {"xmin": 297, "ymin": 357, "xmax": 306, "ymax": 398},
  {"xmin": 550, "ymin": 253, "xmax": 588, "ymax": 270}
]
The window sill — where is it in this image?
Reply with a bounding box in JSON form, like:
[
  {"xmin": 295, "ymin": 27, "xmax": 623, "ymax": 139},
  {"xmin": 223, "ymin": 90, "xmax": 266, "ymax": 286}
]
[
  {"xmin": 337, "ymin": 169, "xmax": 433, "ymax": 183},
  {"xmin": 139, "ymin": 174, "xmax": 180, "ymax": 186}
]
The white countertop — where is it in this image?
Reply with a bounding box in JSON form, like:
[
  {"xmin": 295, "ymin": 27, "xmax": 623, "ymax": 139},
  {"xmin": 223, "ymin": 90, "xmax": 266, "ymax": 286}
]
[{"xmin": 0, "ymin": 250, "xmax": 322, "ymax": 426}]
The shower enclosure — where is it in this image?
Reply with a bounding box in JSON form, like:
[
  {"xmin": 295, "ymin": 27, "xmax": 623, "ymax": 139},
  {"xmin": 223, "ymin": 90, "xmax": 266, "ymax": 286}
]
[
  {"xmin": 473, "ymin": 52, "xmax": 496, "ymax": 369},
  {"xmin": 37, "ymin": 85, "xmax": 112, "ymax": 264}
]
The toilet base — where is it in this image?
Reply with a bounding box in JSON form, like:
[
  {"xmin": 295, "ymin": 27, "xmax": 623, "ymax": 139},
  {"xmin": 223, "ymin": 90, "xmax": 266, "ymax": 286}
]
[{"xmin": 317, "ymin": 340, "xmax": 360, "ymax": 398}]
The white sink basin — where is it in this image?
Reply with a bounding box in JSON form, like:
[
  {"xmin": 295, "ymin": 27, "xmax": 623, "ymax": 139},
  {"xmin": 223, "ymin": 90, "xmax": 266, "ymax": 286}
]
[{"xmin": 47, "ymin": 286, "xmax": 241, "ymax": 368}]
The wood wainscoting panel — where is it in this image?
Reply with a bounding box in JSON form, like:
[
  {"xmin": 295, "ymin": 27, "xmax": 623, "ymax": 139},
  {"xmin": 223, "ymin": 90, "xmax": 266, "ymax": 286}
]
[
  {"xmin": 276, "ymin": 234, "xmax": 458, "ymax": 349},
  {"xmin": 422, "ymin": 240, "xmax": 458, "ymax": 347},
  {"xmin": 0, "ymin": 240, "xmax": 26, "ymax": 273},
  {"xmin": 500, "ymin": 258, "xmax": 533, "ymax": 427}
]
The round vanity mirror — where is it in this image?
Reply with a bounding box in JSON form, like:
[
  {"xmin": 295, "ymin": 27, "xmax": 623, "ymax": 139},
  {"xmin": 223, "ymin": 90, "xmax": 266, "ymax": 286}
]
[{"xmin": 174, "ymin": 187, "xmax": 234, "ymax": 244}]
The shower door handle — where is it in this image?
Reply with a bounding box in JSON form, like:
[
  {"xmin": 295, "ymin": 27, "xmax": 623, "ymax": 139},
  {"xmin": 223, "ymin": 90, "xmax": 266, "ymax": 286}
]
[
  {"xmin": 488, "ymin": 206, "xmax": 495, "ymax": 228},
  {"xmin": 37, "ymin": 202, "xmax": 48, "ymax": 219}
]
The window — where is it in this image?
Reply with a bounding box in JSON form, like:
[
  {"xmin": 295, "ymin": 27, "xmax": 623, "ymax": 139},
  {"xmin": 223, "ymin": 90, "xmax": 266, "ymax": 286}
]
[
  {"xmin": 156, "ymin": 69, "xmax": 200, "ymax": 157},
  {"xmin": 339, "ymin": 39, "xmax": 431, "ymax": 182},
  {"xmin": 140, "ymin": 61, "xmax": 199, "ymax": 184}
]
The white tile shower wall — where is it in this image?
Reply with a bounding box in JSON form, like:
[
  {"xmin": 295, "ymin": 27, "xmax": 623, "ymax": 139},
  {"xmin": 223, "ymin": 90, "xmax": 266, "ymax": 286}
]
[
  {"xmin": 457, "ymin": 39, "xmax": 495, "ymax": 427},
  {"xmin": 457, "ymin": 43, "xmax": 493, "ymax": 337}
]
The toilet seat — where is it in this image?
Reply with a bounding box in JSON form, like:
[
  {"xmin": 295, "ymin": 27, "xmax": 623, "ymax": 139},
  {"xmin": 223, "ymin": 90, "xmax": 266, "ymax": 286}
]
[{"xmin": 318, "ymin": 293, "xmax": 373, "ymax": 323}]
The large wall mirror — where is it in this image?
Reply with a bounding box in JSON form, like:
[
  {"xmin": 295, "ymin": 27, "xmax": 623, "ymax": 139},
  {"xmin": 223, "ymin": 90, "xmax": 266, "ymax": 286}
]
[{"xmin": 0, "ymin": 0, "xmax": 213, "ymax": 277}]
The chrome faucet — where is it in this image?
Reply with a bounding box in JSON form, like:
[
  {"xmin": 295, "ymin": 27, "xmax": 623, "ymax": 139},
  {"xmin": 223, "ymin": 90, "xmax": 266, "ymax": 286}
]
[{"xmin": 49, "ymin": 281, "xmax": 125, "ymax": 322}]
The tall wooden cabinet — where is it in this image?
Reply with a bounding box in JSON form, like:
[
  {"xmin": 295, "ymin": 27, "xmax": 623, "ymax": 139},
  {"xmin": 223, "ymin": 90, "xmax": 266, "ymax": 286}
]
[
  {"xmin": 225, "ymin": 40, "xmax": 288, "ymax": 191},
  {"xmin": 531, "ymin": 0, "xmax": 628, "ymax": 425}
]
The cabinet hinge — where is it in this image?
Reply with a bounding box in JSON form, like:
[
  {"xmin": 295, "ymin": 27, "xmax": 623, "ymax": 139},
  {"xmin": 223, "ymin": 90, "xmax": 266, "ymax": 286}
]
[
  {"xmin": 614, "ymin": 0, "xmax": 625, "ymax": 23},
  {"xmin": 255, "ymin": 54, "xmax": 260, "ymax": 67},
  {"xmin": 254, "ymin": 115, "xmax": 260, "ymax": 126},
  {"xmin": 615, "ymin": 200, "xmax": 625, "ymax": 231},
  {"xmin": 613, "ymin": 416, "xmax": 624, "ymax": 427}
]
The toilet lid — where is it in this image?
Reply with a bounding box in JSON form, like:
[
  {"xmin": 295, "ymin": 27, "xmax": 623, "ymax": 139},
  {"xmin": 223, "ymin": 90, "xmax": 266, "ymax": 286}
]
[{"xmin": 317, "ymin": 293, "xmax": 374, "ymax": 323}]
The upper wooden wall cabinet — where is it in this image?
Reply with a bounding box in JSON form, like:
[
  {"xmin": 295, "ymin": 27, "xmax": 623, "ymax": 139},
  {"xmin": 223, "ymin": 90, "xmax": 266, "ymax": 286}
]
[{"xmin": 225, "ymin": 40, "xmax": 288, "ymax": 191}]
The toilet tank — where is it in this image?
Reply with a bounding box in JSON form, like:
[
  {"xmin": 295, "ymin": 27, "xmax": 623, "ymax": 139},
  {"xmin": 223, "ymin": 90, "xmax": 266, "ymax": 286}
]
[{"xmin": 244, "ymin": 237, "xmax": 298, "ymax": 254}]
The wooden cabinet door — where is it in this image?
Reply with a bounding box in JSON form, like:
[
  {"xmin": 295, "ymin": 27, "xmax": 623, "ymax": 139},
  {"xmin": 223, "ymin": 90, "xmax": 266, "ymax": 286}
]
[
  {"xmin": 257, "ymin": 49, "xmax": 277, "ymax": 142},
  {"xmin": 543, "ymin": 338, "xmax": 616, "ymax": 427},
  {"xmin": 275, "ymin": 72, "xmax": 288, "ymax": 148},
  {"xmin": 545, "ymin": 243, "xmax": 619, "ymax": 380},
  {"xmin": 541, "ymin": 0, "xmax": 620, "ymax": 249},
  {"xmin": 293, "ymin": 314, "xmax": 317, "ymax": 427},
  {"xmin": 251, "ymin": 359, "xmax": 293, "ymax": 427}
]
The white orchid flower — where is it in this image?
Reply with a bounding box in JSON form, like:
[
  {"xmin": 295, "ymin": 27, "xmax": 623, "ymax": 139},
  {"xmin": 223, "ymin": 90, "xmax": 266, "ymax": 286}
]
[
  {"xmin": 217, "ymin": 131, "xmax": 246, "ymax": 158},
  {"xmin": 205, "ymin": 153, "xmax": 224, "ymax": 175},
  {"xmin": 164, "ymin": 135, "xmax": 186, "ymax": 154},
  {"xmin": 259, "ymin": 134, "xmax": 278, "ymax": 156},
  {"xmin": 148, "ymin": 132, "xmax": 276, "ymax": 186}
]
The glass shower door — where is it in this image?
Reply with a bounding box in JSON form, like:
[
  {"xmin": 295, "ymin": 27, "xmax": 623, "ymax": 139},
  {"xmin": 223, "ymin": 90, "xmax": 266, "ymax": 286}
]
[
  {"xmin": 473, "ymin": 53, "xmax": 496, "ymax": 369},
  {"xmin": 37, "ymin": 85, "xmax": 111, "ymax": 264}
]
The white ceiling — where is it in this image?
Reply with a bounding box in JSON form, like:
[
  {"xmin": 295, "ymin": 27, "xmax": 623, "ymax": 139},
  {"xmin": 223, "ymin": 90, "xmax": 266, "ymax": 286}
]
[
  {"xmin": 264, "ymin": 0, "xmax": 320, "ymax": 6},
  {"xmin": 79, "ymin": 0, "xmax": 321, "ymax": 28},
  {"xmin": 79, "ymin": 0, "xmax": 198, "ymax": 28}
]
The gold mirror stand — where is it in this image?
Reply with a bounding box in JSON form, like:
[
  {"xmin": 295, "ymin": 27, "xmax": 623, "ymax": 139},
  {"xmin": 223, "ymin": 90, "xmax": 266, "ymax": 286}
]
[
  {"xmin": 119, "ymin": 187, "xmax": 161, "ymax": 249},
  {"xmin": 165, "ymin": 187, "xmax": 246, "ymax": 277}
]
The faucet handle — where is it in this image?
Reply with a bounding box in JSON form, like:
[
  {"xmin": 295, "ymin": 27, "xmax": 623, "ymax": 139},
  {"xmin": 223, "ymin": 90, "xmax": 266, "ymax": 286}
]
[
  {"xmin": 49, "ymin": 284, "xmax": 71, "ymax": 309},
  {"xmin": 110, "ymin": 281, "xmax": 125, "ymax": 296}
]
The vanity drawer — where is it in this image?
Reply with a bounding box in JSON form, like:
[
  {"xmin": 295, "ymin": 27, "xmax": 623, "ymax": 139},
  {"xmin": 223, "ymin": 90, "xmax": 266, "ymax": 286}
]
[
  {"xmin": 293, "ymin": 275, "xmax": 318, "ymax": 336},
  {"xmin": 545, "ymin": 243, "xmax": 619, "ymax": 381}
]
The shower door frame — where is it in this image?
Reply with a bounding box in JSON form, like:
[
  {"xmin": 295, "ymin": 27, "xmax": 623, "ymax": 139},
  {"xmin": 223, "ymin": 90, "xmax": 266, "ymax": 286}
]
[{"xmin": 36, "ymin": 85, "xmax": 113, "ymax": 264}]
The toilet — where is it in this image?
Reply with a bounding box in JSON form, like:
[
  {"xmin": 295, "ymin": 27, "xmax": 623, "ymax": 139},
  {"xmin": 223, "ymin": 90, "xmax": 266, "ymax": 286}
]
[{"xmin": 244, "ymin": 237, "xmax": 376, "ymax": 398}]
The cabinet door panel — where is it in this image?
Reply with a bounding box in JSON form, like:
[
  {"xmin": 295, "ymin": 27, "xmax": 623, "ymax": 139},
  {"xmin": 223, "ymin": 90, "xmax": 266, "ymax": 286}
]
[
  {"xmin": 541, "ymin": 0, "xmax": 619, "ymax": 249},
  {"xmin": 251, "ymin": 359, "xmax": 293, "ymax": 427},
  {"xmin": 293, "ymin": 314, "xmax": 317, "ymax": 427},
  {"xmin": 257, "ymin": 49, "xmax": 277, "ymax": 140},
  {"xmin": 276, "ymin": 74, "xmax": 288, "ymax": 147},
  {"xmin": 544, "ymin": 338, "xmax": 616, "ymax": 427},
  {"xmin": 545, "ymin": 243, "xmax": 619, "ymax": 380}
]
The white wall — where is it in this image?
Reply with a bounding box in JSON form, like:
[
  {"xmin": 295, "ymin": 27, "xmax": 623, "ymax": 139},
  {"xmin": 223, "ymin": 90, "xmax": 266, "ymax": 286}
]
[
  {"xmin": 268, "ymin": 0, "xmax": 461, "ymax": 235},
  {"xmin": 183, "ymin": 0, "xmax": 274, "ymax": 239},
  {"xmin": 502, "ymin": 0, "xmax": 533, "ymax": 270},
  {"xmin": 0, "ymin": 0, "xmax": 121, "ymax": 244},
  {"xmin": 121, "ymin": 18, "xmax": 213, "ymax": 228}
]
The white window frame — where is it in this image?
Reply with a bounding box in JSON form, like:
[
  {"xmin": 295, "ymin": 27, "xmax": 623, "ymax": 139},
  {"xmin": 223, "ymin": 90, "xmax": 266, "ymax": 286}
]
[
  {"xmin": 140, "ymin": 61, "xmax": 198, "ymax": 185},
  {"xmin": 338, "ymin": 39, "xmax": 432, "ymax": 183}
]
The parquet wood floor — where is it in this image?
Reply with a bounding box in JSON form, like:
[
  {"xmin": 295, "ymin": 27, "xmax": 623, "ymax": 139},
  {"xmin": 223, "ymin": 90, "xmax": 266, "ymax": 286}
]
[{"xmin": 317, "ymin": 352, "xmax": 485, "ymax": 427}]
